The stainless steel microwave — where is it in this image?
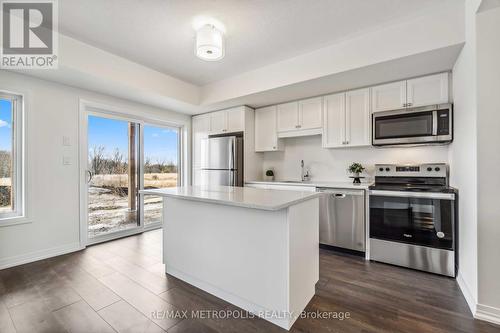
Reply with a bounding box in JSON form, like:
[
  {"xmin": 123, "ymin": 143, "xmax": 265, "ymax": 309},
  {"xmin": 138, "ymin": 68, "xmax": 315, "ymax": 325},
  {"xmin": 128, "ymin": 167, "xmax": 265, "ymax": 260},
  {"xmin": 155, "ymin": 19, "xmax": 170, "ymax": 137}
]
[{"xmin": 372, "ymin": 103, "xmax": 453, "ymax": 146}]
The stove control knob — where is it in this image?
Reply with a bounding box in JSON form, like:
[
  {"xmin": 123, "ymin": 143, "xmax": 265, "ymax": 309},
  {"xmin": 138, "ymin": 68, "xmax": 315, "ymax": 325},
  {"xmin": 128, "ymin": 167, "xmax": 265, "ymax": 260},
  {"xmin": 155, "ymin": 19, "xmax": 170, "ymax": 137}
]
[
  {"xmin": 435, "ymin": 167, "xmax": 441, "ymax": 172},
  {"xmin": 427, "ymin": 167, "xmax": 433, "ymax": 172},
  {"xmin": 385, "ymin": 167, "xmax": 390, "ymax": 172},
  {"xmin": 437, "ymin": 231, "xmax": 445, "ymax": 239},
  {"xmin": 379, "ymin": 167, "xmax": 384, "ymax": 172}
]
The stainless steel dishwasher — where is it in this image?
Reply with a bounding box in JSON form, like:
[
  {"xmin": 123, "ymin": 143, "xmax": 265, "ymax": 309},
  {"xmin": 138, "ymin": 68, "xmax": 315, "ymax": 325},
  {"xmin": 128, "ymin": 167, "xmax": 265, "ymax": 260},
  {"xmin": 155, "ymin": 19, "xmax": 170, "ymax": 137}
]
[{"xmin": 317, "ymin": 188, "xmax": 365, "ymax": 252}]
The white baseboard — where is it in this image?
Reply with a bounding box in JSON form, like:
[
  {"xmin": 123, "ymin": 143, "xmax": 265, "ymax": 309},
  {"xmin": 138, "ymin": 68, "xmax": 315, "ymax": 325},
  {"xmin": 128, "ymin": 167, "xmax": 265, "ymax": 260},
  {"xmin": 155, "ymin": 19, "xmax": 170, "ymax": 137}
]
[
  {"xmin": 0, "ymin": 242, "xmax": 83, "ymax": 270},
  {"xmin": 457, "ymin": 272, "xmax": 500, "ymax": 326},
  {"xmin": 457, "ymin": 272, "xmax": 477, "ymax": 314},
  {"xmin": 166, "ymin": 265, "xmax": 305, "ymax": 330},
  {"xmin": 476, "ymin": 304, "xmax": 500, "ymax": 326}
]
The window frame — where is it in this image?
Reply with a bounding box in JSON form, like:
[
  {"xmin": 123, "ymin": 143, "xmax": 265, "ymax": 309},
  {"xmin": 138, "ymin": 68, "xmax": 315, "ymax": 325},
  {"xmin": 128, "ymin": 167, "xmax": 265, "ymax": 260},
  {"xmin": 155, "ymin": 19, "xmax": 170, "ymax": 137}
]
[{"xmin": 0, "ymin": 91, "xmax": 24, "ymax": 221}]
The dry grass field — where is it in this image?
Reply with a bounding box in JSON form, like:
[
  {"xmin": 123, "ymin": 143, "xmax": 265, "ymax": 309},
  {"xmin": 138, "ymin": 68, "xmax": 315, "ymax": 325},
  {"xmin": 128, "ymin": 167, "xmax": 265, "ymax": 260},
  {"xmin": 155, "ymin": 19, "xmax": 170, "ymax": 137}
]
[
  {"xmin": 0, "ymin": 177, "xmax": 10, "ymax": 186},
  {"xmin": 88, "ymin": 173, "xmax": 177, "ymax": 237}
]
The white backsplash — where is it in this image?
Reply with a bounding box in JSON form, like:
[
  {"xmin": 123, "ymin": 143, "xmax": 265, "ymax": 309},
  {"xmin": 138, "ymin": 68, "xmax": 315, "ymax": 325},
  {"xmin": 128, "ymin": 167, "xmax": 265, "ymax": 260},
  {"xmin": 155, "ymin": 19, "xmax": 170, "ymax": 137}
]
[{"xmin": 261, "ymin": 135, "xmax": 450, "ymax": 182}]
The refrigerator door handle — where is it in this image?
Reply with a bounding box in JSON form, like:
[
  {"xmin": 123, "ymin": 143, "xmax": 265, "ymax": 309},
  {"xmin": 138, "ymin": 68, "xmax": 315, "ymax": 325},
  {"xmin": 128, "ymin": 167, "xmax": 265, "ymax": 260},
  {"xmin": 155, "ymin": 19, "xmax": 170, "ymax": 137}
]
[
  {"xmin": 229, "ymin": 171, "xmax": 235, "ymax": 186},
  {"xmin": 229, "ymin": 139, "xmax": 235, "ymax": 170}
]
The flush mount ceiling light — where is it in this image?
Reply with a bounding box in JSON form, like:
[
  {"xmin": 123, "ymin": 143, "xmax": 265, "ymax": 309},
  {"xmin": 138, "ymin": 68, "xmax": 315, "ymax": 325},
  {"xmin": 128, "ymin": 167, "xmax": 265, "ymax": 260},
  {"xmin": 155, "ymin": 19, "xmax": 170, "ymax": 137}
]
[{"xmin": 195, "ymin": 24, "xmax": 225, "ymax": 61}]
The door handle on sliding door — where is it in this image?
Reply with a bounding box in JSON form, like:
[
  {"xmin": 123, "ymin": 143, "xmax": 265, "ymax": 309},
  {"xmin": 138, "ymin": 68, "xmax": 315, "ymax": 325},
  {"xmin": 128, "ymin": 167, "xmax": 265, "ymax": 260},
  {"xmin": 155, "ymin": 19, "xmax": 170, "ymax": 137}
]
[{"xmin": 87, "ymin": 170, "xmax": 93, "ymax": 183}]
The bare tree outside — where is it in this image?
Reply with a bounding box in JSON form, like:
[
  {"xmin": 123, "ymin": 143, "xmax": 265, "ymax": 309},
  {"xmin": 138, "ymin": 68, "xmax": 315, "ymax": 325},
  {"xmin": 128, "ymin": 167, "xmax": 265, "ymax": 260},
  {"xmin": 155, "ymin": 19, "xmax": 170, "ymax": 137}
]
[{"xmin": 87, "ymin": 116, "xmax": 179, "ymax": 237}]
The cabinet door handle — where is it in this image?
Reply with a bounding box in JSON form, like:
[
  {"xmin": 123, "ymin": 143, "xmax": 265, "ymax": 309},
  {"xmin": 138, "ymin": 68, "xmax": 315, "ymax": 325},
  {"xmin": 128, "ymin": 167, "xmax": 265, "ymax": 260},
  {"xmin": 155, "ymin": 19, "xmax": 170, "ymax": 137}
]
[
  {"xmin": 273, "ymin": 146, "xmax": 276, "ymax": 149},
  {"xmin": 403, "ymin": 103, "xmax": 407, "ymax": 107},
  {"xmin": 407, "ymin": 103, "xmax": 412, "ymax": 107}
]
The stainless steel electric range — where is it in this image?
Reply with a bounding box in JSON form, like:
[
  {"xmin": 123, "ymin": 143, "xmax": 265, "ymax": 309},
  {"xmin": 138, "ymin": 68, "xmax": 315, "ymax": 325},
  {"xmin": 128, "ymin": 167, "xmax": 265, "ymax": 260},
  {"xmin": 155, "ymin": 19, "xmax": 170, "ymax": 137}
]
[{"xmin": 369, "ymin": 163, "xmax": 458, "ymax": 277}]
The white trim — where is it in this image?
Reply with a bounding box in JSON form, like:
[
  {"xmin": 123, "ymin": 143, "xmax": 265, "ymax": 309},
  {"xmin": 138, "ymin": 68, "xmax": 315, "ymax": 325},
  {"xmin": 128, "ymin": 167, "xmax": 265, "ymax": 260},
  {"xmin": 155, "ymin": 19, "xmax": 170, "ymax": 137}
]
[
  {"xmin": 0, "ymin": 92, "xmax": 25, "ymax": 221},
  {"xmin": 79, "ymin": 99, "xmax": 186, "ymax": 129},
  {"xmin": 0, "ymin": 242, "xmax": 83, "ymax": 270},
  {"xmin": 476, "ymin": 304, "xmax": 500, "ymax": 326},
  {"xmin": 457, "ymin": 272, "xmax": 477, "ymax": 314}
]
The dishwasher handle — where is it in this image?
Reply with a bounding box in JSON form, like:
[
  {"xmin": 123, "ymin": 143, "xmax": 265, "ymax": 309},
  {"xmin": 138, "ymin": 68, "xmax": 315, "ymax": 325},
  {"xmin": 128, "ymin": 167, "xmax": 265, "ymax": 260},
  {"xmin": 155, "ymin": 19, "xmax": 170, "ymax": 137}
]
[{"xmin": 316, "ymin": 188, "xmax": 364, "ymax": 197}]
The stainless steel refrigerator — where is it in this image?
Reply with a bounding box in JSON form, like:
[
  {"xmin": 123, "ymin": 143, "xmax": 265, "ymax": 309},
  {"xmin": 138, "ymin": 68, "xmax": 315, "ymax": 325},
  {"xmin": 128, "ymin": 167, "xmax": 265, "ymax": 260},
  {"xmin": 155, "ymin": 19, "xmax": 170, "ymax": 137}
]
[{"xmin": 200, "ymin": 136, "xmax": 243, "ymax": 186}]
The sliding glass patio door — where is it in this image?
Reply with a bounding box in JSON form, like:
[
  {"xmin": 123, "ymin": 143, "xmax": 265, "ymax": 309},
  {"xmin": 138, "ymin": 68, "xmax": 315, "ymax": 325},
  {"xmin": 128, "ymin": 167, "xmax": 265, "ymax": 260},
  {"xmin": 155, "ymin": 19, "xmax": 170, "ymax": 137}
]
[
  {"xmin": 141, "ymin": 124, "xmax": 180, "ymax": 226},
  {"xmin": 87, "ymin": 116, "xmax": 140, "ymax": 239},
  {"xmin": 82, "ymin": 110, "xmax": 181, "ymax": 244}
]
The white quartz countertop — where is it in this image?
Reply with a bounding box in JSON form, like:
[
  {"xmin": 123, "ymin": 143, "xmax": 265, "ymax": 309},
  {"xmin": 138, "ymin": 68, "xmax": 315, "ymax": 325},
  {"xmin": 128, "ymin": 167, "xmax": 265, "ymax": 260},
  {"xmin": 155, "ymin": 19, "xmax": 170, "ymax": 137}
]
[
  {"xmin": 245, "ymin": 180, "xmax": 373, "ymax": 190},
  {"xmin": 140, "ymin": 185, "xmax": 321, "ymax": 211}
]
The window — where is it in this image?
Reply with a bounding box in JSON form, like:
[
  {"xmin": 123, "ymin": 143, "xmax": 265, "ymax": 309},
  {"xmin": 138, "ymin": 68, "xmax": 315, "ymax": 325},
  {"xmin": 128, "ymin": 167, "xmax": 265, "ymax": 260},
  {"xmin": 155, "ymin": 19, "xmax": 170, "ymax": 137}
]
[{"xmin": 0, "ymin": 92, "xmax": 23, "ymax": 220}]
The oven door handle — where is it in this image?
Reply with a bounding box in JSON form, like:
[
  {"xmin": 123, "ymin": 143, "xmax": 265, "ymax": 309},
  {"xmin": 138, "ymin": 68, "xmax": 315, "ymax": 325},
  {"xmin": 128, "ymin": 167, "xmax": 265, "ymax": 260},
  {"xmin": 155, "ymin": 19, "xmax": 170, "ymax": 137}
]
[{"xmin": 369, "ymin": 190, "xmax": 455, "ymax": 200}]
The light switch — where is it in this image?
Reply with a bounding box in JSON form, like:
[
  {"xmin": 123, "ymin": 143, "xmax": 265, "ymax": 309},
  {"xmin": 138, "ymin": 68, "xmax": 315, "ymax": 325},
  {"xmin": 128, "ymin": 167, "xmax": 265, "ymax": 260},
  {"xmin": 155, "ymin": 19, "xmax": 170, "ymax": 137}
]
[
  {"xmin": 63, "ymin": 136, "xmax": 71, "ymax": 146},
  {"xmin": 63, "ymin": 156, "xmax": 71, "ymax": 165}
]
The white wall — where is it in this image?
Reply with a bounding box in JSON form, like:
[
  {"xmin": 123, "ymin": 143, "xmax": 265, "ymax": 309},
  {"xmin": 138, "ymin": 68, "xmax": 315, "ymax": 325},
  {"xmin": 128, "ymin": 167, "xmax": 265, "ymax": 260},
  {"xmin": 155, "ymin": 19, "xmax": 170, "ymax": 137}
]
[
  {"xmin": 261, "ymin": 136, "xmax": 449, "ymax": 182},
  {"xmin": 476, "ymin": 5, "xmax": 500, "ymax": 320},
  {"xmin": 448, "ymin": 0, "xmax": 481, "ymax": 314},
  {"xmin": 0, "ymin": 70, "xmax": 191, "ymax": 269}
]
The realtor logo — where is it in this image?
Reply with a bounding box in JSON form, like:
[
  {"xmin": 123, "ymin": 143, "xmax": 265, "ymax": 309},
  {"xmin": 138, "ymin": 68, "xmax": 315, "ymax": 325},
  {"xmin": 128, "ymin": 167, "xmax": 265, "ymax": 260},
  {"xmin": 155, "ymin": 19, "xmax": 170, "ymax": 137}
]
[{"xmin": 1, "ymin": 0, "xmax": 58, "ymax": 69}]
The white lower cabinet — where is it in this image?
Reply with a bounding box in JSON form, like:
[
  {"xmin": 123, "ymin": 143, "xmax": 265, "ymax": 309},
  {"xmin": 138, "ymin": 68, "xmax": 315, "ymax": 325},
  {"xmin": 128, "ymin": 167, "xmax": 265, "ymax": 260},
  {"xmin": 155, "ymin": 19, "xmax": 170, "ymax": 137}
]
[{"xmin": 322, "ymin": 88, "xmax": 370, "ymax": 148}]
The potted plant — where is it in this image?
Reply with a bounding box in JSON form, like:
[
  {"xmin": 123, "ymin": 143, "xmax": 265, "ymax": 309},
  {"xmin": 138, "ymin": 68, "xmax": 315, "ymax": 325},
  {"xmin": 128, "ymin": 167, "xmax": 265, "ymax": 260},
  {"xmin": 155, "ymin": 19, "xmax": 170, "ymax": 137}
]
[
  {"xmin": 348, "ymin": 162, "xmax": 365, "ymax": 184},
  {"xmin": 265, "ymin": 169, "xmax": 275, "ymax": 181}
]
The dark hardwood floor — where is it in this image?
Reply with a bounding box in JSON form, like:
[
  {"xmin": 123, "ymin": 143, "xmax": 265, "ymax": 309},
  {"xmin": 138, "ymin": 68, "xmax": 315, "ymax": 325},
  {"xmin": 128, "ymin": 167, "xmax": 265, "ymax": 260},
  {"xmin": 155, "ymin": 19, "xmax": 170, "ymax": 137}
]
[{"xmin": 1, "ymin": 229, "xmax": 498, "ymax": 333}]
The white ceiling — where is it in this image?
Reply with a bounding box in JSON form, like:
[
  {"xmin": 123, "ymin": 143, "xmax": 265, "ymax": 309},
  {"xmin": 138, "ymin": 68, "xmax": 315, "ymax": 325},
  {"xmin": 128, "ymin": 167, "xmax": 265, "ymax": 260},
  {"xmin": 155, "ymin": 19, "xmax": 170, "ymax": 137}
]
[{"xmin": 59, "ymin": 0, "xmax": 456, "ymax": 86}]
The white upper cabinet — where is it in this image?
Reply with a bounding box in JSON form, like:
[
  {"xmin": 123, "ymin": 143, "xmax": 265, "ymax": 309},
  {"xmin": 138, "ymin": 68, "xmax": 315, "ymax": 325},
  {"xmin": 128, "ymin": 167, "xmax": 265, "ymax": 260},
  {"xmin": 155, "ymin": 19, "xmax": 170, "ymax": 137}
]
[
  {"xmin": 371, "ymin": 81, "xmax": 406, "ymax": 112},
  {"xmin": 406, "ymin": 73, "xmax": 449, "ymax": 108},
  {"xmin": 255, "ymin": 106, "xmax": 283, "ymax": 152},
  {"xmin": 277, "ymin": 102, "xmax": 299, "ymax": 132},
  {"xmin": 208, "ymin": 107, "xmax": 245, "ymax": 135},
  {"xmin": 323, "ymin": 89, "xmax": 370, "ymax": 148},
  {"xmin": 209, "ymin": 111, "xmax": 227, "ymax": 134},
  {"xmin": 322, "ymin": 93, "xmax": 345, "ymax": 148},
  {"xmin": 345, "ymin": 88, "xmax": 371, "ymax": 147},
  {"xmin": 299, "ymin": 97, "xmax": 323, "ymax": 130},
  {"xmin": 371, "ymin": 73, "xmax": 450, "ymax": 112},
  {"xmin": 276, "ymin": 97, "xmax": 323, "ymax": 137},
  {"xmin": 226, "ymin": 107, "xmax": 245, "ymax": 132}
]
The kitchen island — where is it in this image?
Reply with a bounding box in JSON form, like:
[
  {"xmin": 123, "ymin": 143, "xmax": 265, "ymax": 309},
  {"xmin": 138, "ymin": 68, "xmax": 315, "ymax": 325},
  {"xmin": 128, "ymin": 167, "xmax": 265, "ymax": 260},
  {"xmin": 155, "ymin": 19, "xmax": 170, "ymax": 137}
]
[{"xmin": 140, "ymin": 185, "xmax": 320, "ymax": 330}]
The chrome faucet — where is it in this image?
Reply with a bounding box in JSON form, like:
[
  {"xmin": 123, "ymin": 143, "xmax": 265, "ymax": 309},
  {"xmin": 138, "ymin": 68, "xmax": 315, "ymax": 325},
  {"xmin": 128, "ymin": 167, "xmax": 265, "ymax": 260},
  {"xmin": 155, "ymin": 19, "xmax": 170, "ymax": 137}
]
[{"xmin": 301, "ymin": 160, "xmax": 310, "ymax": 181}]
